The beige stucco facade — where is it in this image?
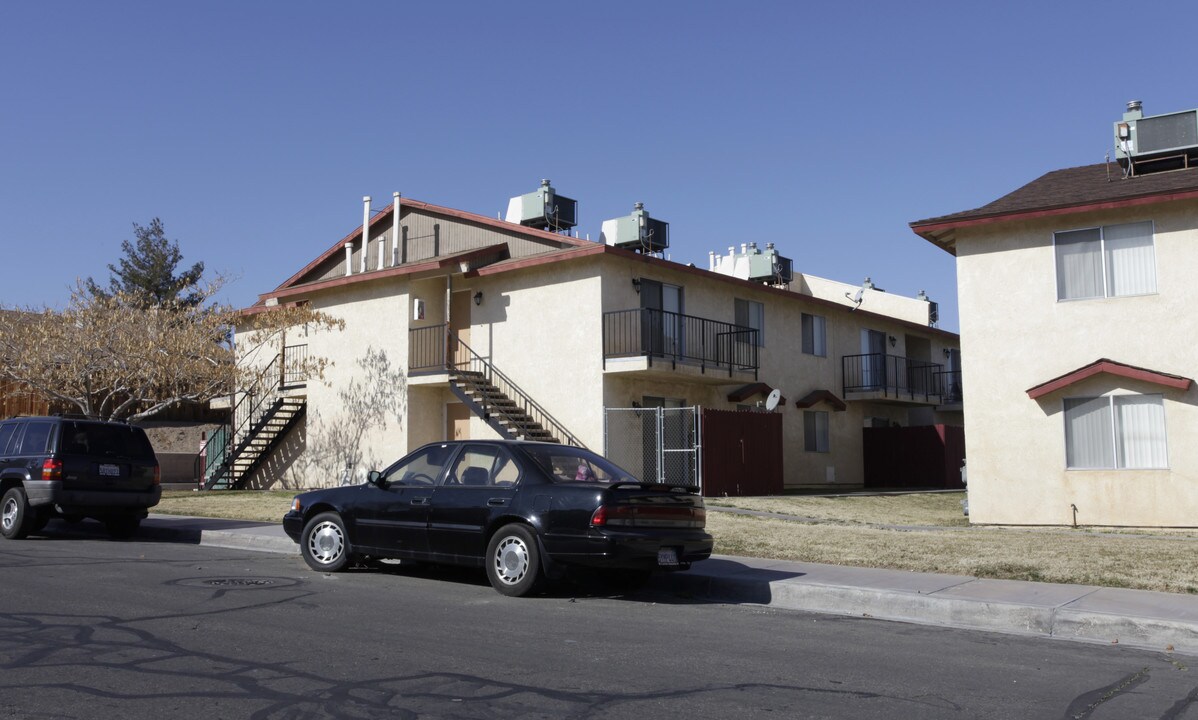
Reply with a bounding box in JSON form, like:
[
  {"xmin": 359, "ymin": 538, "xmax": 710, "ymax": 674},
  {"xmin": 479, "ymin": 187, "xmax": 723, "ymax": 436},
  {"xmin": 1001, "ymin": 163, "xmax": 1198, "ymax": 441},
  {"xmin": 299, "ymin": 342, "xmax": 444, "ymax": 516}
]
[
  {"xmin": 233, "ymin": 198, "xmax": 961, "ymax": 492},
  {"xmin": 950, "ymin": 203, "xmax": 1198, "ymax": 526}
]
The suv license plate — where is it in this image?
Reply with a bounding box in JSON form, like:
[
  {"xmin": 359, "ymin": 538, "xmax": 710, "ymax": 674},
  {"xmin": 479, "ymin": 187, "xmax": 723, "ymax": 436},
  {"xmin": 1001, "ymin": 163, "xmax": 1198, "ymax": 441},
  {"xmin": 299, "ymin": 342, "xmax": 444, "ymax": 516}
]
[
  {"xmin": 657, "ymin": 547, "xmax": 679, "ymax": 566},
  {"xmin": 99, "ymin": 464, "xmax": 120, "ymax": 477}
]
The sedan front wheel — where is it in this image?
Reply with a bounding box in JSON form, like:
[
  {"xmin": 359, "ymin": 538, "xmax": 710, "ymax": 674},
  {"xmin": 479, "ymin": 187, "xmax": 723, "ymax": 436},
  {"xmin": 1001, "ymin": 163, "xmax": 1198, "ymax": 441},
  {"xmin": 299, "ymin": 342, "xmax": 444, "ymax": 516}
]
[
  {"xmin": 486, "ymin": 524, "xmax": 542, "ymax": 597},
  {"xmin": 301, "ymin": 512, "xmax": 351, "ymax": 572}
]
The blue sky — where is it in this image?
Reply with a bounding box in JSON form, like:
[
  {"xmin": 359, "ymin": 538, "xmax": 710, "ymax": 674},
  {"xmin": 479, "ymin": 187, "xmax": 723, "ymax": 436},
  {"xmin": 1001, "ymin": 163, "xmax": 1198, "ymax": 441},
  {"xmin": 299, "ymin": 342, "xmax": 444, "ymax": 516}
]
[{"xmin": 3, "ymin": 1, "xmax": 1195, "ymax": 333}]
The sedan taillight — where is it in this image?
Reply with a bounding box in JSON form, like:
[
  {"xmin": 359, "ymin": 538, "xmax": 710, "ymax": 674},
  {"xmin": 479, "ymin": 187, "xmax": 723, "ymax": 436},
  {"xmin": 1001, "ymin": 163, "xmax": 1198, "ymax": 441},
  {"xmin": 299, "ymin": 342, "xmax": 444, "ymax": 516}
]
[
  {"xmin": 42, "ymin": 458, "xmax": 62, "ymax": 481},
  {"xmin": 590, "ymin": 504, "xmax": 705, "ymax": 529}
]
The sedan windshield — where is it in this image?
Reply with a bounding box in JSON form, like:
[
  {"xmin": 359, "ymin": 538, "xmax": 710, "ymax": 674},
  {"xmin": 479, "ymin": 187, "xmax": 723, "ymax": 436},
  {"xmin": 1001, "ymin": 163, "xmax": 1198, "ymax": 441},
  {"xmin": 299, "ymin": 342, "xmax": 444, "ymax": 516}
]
[{"xmin": 520, "ymin": 446, "xmax": 640, "ymax": 485}]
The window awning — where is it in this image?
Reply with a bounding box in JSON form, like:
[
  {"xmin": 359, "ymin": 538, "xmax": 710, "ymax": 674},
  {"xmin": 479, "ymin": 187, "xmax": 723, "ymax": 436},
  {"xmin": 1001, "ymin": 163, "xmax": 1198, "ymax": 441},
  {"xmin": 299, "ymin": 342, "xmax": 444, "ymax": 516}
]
[
  {"xmin": 794, "ymin": 389, "xmax": 847, "ymax": 412},
  {"xmin": 726, "ymin": 382, "xmax": 785, "ymax": 405},
  {"xmin": 1026, "ymin": 358, "xmax": 1192, "ymax": 400}
]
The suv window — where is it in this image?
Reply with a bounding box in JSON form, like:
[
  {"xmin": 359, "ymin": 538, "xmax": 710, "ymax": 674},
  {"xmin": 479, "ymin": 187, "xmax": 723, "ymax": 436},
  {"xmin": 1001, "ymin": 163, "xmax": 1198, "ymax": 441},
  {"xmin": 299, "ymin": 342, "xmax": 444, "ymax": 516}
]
[
  {"xmin": 15, "ymin": 422, "xmax": 54, "ymax": 455},
  {"xmin": 60, "ymin": 421, "xmax": 155, "ymax": 459},
  {"xmin": 0, "ymin": 423, "xmax": 16, "ymax": 455}
]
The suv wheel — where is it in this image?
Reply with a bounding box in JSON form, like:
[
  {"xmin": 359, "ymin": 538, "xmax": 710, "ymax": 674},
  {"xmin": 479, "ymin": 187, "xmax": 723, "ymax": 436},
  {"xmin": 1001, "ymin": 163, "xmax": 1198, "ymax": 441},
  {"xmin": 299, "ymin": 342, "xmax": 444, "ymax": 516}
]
[{"xmin": 1, "ymin": 487, "xmax": 34, "ymax": 540}]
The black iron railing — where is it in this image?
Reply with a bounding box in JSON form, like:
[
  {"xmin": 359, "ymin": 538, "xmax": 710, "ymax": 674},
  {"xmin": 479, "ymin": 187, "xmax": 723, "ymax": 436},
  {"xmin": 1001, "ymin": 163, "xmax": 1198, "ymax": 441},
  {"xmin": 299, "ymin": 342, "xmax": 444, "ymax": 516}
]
[
  {"xmin": 602, "ymin": 308, "xmax": 758, "ymax": 378},
  {"xmin": 409, "ymin": 323, "xmax": 448, "ymax": 372},
  {"xmin": 282, "ymin": 344, "xmax": 309, "ymax": 388},
  {"xmin": 934, "ymin": 369, "xmax": 964, "ymax": 404},
  {"xmin": 407, "ymin": 324, "xmax": 583, "ymax": 447},
  {"xmin": 843, "ymin": 353, "xmax": 944, "ymax": 403}
]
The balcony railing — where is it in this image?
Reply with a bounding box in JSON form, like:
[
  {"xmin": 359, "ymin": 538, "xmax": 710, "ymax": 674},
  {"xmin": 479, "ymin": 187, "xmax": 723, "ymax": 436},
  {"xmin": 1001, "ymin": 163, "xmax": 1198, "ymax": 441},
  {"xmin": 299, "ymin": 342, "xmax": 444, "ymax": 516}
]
[
  {"xmin": 410, "ymin": 324, "xmax": 449, "ymax": 372},
  {"xmin": 603, "ymin": 308, "xmax": 758, "ymax": 379},
  {"xmin": 281, "ymin": 344, "xmax": 309, "ymax": 388},
  {"xmin": 843, "ymin": 353, "xmax": 944, "ymax": 403},
  {"xmin": 933, "ymin": 369, "xmax": 963, "ymax": 405}
]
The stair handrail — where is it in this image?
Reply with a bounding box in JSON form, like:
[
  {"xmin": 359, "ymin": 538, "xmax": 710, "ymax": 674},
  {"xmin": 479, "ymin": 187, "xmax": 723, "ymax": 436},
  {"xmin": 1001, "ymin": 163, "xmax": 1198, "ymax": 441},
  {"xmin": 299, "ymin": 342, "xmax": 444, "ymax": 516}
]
[
  {"xmin": 447, "ymin": 330, "xmax": 584, "ymax": 448},
  {"xmin": 197, "ymin": 353, "xmax": 284, "ymax": 488}
]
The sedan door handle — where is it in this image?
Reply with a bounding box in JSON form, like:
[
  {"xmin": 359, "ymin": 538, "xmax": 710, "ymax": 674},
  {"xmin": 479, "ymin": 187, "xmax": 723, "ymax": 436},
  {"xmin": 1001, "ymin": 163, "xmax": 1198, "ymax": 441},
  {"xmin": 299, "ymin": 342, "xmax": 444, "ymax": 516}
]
[
  {"xmin": 411, "ymin": 497, "xmax": 430, "ymax": 506},
  {"xmin": 487, "ymin": 498, "xmax": 508, "ymax": 507}
]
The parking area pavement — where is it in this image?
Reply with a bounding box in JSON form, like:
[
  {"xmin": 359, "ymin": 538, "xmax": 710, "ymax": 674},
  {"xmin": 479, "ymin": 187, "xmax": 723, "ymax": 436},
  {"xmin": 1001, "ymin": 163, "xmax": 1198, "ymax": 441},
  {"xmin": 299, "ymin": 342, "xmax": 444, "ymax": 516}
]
[{"xmin": 42, "ymin": 513, "xmax": 1198, "ymax": 656}]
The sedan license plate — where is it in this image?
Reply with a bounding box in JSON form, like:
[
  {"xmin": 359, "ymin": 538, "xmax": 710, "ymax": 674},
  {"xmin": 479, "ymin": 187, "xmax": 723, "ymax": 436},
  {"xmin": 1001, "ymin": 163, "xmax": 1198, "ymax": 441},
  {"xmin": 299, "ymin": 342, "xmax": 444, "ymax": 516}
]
[
  {"xmin": 657, "ymin": 547, "xmax": 679, "ymax": 566},
  {"xmin": 98, "ymin": 464, "xmax": 121, "ymax": 477}
]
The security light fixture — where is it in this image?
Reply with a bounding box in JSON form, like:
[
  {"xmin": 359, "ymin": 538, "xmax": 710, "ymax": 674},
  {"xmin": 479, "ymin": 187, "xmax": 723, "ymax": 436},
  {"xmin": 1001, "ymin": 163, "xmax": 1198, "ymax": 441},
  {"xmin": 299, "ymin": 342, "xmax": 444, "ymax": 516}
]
[
  {"xmin": 632, "ymin": 278, "xmax": 641, "ymax": 294},
  {"xmin": 473, "ymin": 291, "xmax": 483, "ymax": 306}
]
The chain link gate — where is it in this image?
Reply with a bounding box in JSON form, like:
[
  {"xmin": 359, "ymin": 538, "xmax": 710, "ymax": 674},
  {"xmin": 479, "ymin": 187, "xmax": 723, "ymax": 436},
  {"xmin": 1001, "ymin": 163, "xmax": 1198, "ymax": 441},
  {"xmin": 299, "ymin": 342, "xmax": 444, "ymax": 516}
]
[{"xmin": 603, "ymin": 407, "xmax": 702, "ymax": 491}]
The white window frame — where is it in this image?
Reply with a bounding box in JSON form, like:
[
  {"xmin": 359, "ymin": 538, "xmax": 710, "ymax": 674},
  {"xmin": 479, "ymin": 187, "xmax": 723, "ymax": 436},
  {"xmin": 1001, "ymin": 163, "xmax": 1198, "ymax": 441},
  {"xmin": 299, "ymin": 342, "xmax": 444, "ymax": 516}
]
[
  {"xmin": 1063, "ymin": 393, "xmax": 1168, "ymax": 470},
  {"xmin": 801, "ymin": 313, "xmax": 826, "ymax": 357},
  {"xmin": 1054, "ymin": 220, "xmax": 1157, "ymax": 301}
]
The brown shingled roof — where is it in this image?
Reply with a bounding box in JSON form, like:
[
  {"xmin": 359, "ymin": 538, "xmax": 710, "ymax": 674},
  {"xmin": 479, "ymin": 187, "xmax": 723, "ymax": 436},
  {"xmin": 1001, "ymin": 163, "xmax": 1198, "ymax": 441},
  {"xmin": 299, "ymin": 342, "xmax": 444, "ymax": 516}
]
[{"xmin": 911, "ymin": 163, "xmax": 1198, "ymax": 254}]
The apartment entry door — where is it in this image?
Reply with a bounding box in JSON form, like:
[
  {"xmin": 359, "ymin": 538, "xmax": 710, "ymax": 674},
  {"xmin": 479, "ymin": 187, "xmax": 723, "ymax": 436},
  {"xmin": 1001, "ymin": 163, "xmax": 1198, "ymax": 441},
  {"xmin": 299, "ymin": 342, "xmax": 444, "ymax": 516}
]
[
  {"xmin": 449, "ymin": 290, "xmax": 472, "ymax": 369},
  {"xmin": 446, "ymin": 402, "xmax": 471, "ymax": 441}
]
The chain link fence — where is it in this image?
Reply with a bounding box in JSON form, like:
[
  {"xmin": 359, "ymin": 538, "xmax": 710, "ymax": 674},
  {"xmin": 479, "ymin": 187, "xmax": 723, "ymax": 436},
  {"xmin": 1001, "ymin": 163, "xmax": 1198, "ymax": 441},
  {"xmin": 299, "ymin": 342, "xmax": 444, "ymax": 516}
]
[{"xmin": 604, "ymin": 407, "xmax": 701, "ymax": 490}]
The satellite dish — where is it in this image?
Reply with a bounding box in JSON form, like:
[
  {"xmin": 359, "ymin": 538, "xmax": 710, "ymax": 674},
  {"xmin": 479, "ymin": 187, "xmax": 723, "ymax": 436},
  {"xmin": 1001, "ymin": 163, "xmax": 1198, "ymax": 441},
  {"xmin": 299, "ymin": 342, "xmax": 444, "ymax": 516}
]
[{"xmin": 764, "ymin": 388, "xmax": 781, "ymax": 411}]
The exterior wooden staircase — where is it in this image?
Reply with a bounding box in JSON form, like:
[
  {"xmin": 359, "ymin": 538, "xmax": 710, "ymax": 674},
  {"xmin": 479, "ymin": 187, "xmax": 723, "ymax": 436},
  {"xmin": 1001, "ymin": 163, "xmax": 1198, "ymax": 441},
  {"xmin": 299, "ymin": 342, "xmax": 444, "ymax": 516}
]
[
  {"xmin": 449, "ymin": 370, "xmax": 557, "ymax": 442},
  {"xmin": 198, "ymin": 346, "xmax": 308, "ymax": 490},
  {"xmin": 437, "ymin": 330, "xmax": 582, "ymax": 447}
]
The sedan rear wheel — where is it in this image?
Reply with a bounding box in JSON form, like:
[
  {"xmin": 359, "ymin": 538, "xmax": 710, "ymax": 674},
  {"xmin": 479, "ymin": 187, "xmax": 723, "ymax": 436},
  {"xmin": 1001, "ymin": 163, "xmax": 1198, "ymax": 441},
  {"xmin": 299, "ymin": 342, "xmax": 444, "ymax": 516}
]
[
  {"xmin": 301, "ymin": 512, "xmax": 350, "ymax": 572},
  {"xmin": 486, "ymin": 524, "xmax": 541, "ymax": 597}
]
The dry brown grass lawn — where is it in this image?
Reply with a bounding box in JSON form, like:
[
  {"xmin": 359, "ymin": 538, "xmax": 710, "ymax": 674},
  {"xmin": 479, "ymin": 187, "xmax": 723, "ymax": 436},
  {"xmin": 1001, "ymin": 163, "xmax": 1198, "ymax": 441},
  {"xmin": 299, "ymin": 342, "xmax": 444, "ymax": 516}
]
[
  {"xmin": 157, "ymin": 490, "xmax": 295, "ymax": 523},
  {"xmin": 707, "ymin": 512, "xmax": 1198, "ymax": 594},
  {"xmin": 156, "ymin": 489, "xmax": 1198, "ymax": 594},
  {"xmin": 705, "ymin": 492, "xmax": 969, "ymax": 527}
]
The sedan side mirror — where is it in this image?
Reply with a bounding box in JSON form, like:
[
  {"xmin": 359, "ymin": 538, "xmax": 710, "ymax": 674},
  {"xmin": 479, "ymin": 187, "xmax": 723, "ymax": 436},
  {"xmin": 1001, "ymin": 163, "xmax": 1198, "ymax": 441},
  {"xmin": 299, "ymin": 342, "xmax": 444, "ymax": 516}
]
[{"xmin": 367, "ymin": 470, "xmax": 385, "ymax": 488}]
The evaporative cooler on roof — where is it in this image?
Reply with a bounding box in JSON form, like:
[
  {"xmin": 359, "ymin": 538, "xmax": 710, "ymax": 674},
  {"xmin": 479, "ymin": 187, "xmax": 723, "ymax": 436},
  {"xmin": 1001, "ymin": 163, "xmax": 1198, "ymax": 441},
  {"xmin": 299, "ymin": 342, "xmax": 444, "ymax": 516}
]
[
  {"xmin": 1114, "ymin": 101, "xmax": 1198, "ymax": 175},
  {"xmin": 505, "ymin": 179, "xmax": 578, "ymax": 232},
  {"xmin": 600, "ymin": 202, "xmax": 669, "ymax": 254}
]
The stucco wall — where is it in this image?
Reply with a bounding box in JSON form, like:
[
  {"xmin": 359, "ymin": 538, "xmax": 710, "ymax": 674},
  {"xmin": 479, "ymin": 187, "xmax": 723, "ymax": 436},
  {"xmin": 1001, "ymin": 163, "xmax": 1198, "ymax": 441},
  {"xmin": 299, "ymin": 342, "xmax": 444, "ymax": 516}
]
[{"xmin": 956, "ymin": 203, "xmax": 1198, "ymax": 526}]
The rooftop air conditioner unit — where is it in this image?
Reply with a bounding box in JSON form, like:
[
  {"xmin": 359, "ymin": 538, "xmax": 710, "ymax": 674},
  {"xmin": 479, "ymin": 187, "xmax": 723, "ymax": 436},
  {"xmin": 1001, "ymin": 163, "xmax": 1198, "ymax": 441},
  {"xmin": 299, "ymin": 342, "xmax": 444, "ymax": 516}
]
[
  {"xmin": 505, "ymin": 179, "xmax": 577, "ymax": 232},
  {"xmin": 601, "ymin": 202, "xmax": 669, "ymax": 253},
  {"xmin": 1114, "ymin": 101, "xmax": 1198, "ymax": 175}
]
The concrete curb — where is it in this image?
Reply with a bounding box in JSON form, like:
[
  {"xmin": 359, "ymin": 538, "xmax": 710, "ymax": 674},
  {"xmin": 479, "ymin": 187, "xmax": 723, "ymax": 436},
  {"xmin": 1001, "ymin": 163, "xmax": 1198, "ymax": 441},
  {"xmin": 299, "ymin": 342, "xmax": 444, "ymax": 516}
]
[
  {"xmin": 654, "ymin": 557, "xmax": 1198, "ymax": 655},
  {"xmin": 72, "ymin": 515, "xmax": 1198, "ymax": 656}
]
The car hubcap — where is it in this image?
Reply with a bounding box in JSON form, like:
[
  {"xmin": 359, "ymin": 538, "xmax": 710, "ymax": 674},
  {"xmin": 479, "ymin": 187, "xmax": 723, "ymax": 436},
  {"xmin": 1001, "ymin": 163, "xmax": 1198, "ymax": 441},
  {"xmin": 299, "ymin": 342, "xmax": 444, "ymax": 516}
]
[
  {"xmin": 1, "ymin": 498, "xmax": 16, "ymax": 531},
  {"xmin": 493, "ymin": 535, "xmax": 529, "ymax": 585},
  {"xmin": 307, "ymin": 521, "xmax": 344, "ymax": 565}
]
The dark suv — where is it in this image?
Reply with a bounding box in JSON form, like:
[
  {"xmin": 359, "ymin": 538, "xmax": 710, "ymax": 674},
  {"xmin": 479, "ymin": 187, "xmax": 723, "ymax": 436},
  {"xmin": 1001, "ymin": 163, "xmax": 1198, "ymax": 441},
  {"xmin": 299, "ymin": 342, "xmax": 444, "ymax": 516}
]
[{"xmin": 0, "ymin": 416, "xmax": 161, "ymax": 539}]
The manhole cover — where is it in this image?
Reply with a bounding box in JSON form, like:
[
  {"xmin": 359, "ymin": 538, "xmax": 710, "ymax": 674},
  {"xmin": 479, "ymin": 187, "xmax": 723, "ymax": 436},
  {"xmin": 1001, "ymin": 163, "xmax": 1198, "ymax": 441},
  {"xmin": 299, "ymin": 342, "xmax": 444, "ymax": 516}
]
[{"xmin": 171, "ymin": 576, "xmax": 301, "ymax": 590}]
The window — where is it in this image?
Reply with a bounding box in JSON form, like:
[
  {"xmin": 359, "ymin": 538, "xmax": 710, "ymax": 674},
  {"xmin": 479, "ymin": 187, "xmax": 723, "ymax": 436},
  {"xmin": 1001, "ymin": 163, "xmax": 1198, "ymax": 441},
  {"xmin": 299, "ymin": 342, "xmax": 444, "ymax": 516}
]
[
  {"xmin": 380, "ymin": 444, "xmax": 455, "ymax": 485},
  {"xmin": 0, "ymin": 423, "xmax": 16, "ymax": 455},
  {"xmin": 1064, "ymin": 394, "xmax": 1167, "ymax": 469},
  {"xmin": 446, "ymin": 445, "xmax": 519, "ymax": 487},
  {"xmin": 801, "ymin": 313, "xmax": 826, "ymax": 356},
  {"xmin": 16, "ymin": 422, "xmax": 53, "ymax": 455},
  {"xmin": 804, "ymin": 411, "xmax": 830, "ymax": 452},
  {"xmin": 735, "ymin": 298, "xmax": 765, "ymax": 346},
  {"xmin": 1055, "ymin": 221, "xmax": 1156, "ymax": 300}
]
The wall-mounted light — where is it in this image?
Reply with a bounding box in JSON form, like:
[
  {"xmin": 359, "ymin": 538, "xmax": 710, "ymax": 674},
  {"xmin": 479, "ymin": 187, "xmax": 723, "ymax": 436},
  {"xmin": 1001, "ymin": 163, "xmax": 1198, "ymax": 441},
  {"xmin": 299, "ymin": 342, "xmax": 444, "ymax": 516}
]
[
  {"xmin": 888, "ymin": 335, "xmax": 897, "ymax": 348},
  {"xmin": 473, "ymin": 291, "xmax": 483, "ymax": 306},
  {"xmin": 632, "ymin": 278, "xmax": 641, "ymax": 294},
  {"xmin": 943, "ymin": 348, "xmax": 952, "ymax": 357}
]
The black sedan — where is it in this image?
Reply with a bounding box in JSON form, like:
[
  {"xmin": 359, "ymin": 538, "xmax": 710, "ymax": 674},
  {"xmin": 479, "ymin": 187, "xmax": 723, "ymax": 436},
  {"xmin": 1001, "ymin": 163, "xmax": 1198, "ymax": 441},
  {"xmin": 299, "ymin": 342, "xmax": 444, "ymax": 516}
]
[{"xmin": 283, "ymin": 440, "xmax": 713, "ymax": 596}]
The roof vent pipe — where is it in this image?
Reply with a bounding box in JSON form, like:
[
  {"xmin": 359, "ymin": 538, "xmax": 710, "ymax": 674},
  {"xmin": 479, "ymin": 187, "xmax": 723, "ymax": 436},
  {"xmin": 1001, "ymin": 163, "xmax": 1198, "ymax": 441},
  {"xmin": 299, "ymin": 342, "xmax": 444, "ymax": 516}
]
[
  {"xmin": 361, "ymin": 196, "xmax": 371, "ymax": 274},
  {"xmin": 391, "ymin": 192, "xmax": 401, "ymax": 267},
  {"xmin": 1125, "ymin": 100, "xmax": 1143, "ymax": 120}
]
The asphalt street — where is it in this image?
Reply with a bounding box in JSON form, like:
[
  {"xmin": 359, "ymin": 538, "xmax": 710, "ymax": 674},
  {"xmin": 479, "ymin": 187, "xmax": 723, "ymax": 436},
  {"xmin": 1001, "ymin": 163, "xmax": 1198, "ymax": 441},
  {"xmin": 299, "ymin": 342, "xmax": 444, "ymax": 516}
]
[{"xmin": 3, "ymin": 534, "xmax": 1198, "ymax": 719}]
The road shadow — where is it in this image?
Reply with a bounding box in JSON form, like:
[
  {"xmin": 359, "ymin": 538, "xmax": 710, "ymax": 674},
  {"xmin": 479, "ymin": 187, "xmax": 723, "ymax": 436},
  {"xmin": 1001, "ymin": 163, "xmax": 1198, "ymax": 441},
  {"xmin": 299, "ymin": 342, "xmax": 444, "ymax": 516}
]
[{"xmin": 356, "ymin": 556, "xmax": 804, "ymax": 606}]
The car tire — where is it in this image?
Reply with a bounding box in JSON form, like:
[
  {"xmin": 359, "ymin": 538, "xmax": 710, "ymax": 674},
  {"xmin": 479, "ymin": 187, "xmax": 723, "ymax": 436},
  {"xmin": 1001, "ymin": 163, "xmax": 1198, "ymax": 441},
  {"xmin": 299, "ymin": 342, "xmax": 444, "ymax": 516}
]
[
  {"xmin": 301, "ymin": 512, "xmax": 351, "ymax": 572},
  {"xmin": 485, "ymin": 524, "xmax": 541, "ymax": 597},
  {"xmin": 1, "ymin": 487, "xmax": 33, "ymax": 540},
  {"xmin": 105, "ymin": 515, "xmax": 141, "ymax": 540}
]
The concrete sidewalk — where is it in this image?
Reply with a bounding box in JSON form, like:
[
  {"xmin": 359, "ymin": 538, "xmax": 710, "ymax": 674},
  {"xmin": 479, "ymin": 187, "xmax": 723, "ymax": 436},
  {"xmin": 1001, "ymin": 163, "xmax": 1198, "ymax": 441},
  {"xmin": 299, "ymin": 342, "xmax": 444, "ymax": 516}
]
[{"xmin": 60, "ymin": 513, "xmax": 1198, "ymax": 656}]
